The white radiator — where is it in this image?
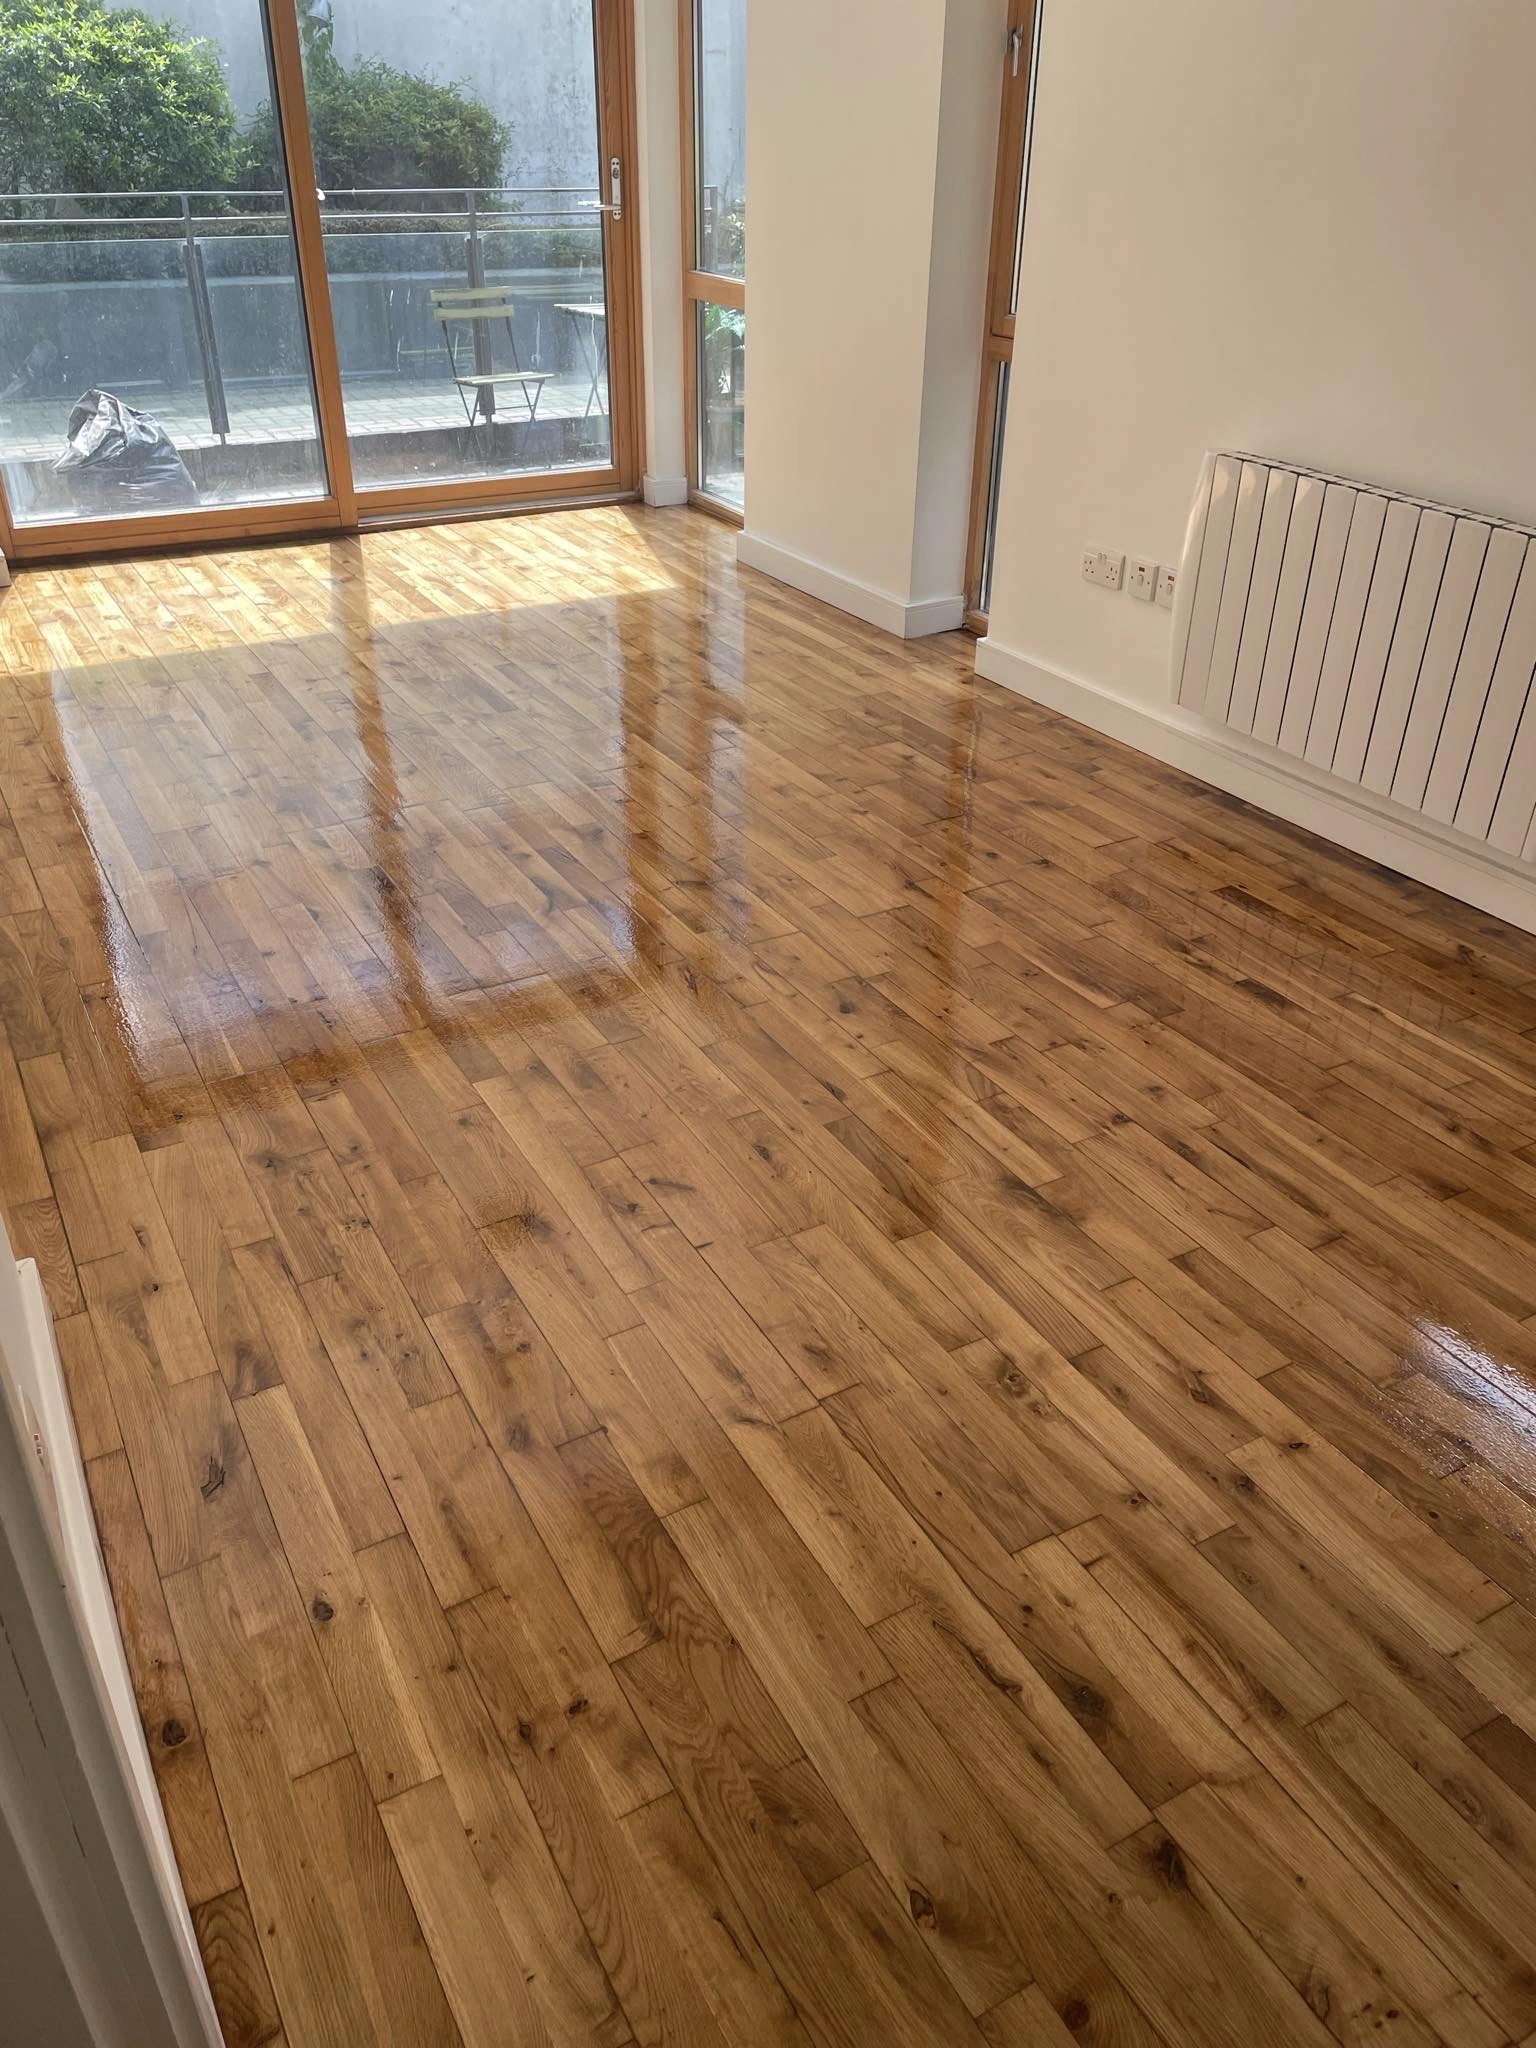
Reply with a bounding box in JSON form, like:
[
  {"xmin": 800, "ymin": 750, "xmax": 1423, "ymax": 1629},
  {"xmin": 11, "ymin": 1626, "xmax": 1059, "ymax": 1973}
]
[{"xmin": 1171, "ymin": 452, "xmax": 1536, "ymax": 863}]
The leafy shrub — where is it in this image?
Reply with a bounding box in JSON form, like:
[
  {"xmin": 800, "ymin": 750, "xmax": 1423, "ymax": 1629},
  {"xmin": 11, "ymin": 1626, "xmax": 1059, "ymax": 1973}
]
[
  {"xmin": 0, "ymin": 0, "xmax": 509, "ymax": 209},
  {"xmin": 243, "ymin": 26, "xmax": 508, "ymax": 199},
  {"xmin": 0, "ymin": 0, "xmax": 241, "ymax": 202}
]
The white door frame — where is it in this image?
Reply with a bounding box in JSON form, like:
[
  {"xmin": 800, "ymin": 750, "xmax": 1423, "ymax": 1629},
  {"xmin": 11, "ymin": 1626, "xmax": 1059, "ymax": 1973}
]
[{"xmin": 0, "ymin": 1222, "xmax": 221, "ymax": 2048}]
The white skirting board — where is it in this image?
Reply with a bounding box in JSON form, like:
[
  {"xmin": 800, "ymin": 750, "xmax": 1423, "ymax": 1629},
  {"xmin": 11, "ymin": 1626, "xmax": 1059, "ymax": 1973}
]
[
  {"xmin": 736, "ymin": 530, "xmax": 966, "ymax": 639},
  {"xmin": 975, "ymin": 637, "xmax": 1536, "ymax": 937},
  {"xmin": 642, "ymin": 473, "xmax": 690, "ymax": 507}
]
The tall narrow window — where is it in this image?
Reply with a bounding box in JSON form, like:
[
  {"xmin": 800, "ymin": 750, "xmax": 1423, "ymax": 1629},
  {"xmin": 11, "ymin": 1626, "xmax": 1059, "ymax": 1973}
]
[
  {"xmin": 681, "ymin": 0, "xmax": 745, "ymax": 516},
  {"xmin": 964, "ymin": 0, "xmax": 1042, "ymax": 626}
]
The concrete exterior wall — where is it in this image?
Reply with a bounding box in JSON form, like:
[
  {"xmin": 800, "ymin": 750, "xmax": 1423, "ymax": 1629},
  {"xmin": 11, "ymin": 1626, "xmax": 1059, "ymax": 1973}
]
[
  {"xmin": 695, "ymin": 0, "xmax": 746, "ymax": 257},
  {"xmin": 154, "ymin": 0, "xmax": 744, "ymax": 197}
]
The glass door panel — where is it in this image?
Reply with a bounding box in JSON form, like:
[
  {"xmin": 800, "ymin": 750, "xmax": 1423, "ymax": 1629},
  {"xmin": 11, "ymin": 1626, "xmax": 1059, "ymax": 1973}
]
[
  {"xmin": 964, "ymin": 0, "xmax": 1041, "ymax": 621},
  {"xmin": 695, "ymin": 300, "xmax": 743, "ymax": 509},
  {"xmin": 693, "ymin": 0, "xmax": 745, "ymax": 279},
  {"xmin": 1007, "ymin": 0, "xmax": 1043, "ymax": 316},
  {"xmin": 977, "ymin": 357, "xmax": 1010, "ymax": 615},
  {"xmin": 683, "ymin": 0, "xmax": 746, "ymax": 515},
  {"xmin": 297, "ymin": 0, "xmax": 617, "ymax": 494},
  {"xmin": 0, "ymin": 0, "xmax": 328, "ymax": 530}
]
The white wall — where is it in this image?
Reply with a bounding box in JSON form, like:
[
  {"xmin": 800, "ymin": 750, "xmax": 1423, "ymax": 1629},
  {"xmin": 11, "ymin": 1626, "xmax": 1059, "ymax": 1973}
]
[
  {"xmin": 0, "ymin": 1795, "xmax": 94, "ymax": 2047},
  {"xmin": 740, "ymin": 0, "xmax": 1003, "ymax": 635},
  {"xmin": 984, "ymin": 0, "xmax": 1536, "ymax": 708},
  {"xmin": 635, "ymin": 0, "xmax": 688, "ymax": 500},
  {"xmin": 911, "ymin": 0, "xmax": 1011, "ymax": 603}
]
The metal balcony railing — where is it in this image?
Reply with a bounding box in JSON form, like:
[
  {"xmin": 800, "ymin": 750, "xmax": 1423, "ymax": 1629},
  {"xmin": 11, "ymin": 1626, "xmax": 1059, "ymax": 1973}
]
[{"xmin": 0, "ymin": 185, "xmax": 605, "ymax": 444}]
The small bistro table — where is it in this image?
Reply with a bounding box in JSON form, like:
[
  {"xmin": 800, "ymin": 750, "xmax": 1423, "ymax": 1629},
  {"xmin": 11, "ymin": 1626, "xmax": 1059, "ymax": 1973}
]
[{"xmin": 555, "ymin": 301, "xmax": 609, "ymax": 418}]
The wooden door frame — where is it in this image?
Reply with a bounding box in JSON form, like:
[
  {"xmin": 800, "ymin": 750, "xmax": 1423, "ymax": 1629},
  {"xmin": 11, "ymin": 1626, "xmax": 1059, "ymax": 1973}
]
[
  {"xmin": 0, "ymin": 0, "xmax": 350, "ymax": 564},
  {"xmin": 0, "ymin": 470, "xmax": 17, "ymax": 570},
  {"xmin": 352, "ymin": 0, "xmax": 646, "ymax": 522},
  {"xmin": 962, "ymin": 0, "xmax": 1040, "ymax": 630},
  {"xmin": 267, "ymin": 0, "xmax": 356, "ymax": 527},
  {"xmin": 0, "ymin": 0, "xmax": 645, "ymax": 562},
  {"xmin": 678, "ymin": 0, "xmax": 745, "ymax": 526}
]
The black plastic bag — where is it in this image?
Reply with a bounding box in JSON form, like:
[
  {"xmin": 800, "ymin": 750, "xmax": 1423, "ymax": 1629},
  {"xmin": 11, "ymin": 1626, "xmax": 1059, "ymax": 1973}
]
[{"xmin": 53, "ymin": 389, "xmax": 199, "ymax": 512}]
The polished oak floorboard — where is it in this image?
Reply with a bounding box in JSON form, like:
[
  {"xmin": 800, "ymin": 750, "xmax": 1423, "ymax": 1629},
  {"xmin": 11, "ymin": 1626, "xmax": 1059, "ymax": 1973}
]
[{"xmin": 6, "ymin": 505, "xmax": 1536, "ymax": 2047}]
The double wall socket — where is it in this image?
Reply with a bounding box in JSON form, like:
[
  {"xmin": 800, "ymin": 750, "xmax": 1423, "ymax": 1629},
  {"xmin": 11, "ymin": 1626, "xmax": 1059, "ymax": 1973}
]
[{"xmin": 1081, "ymin": 547, "xmax": 1124, "ymax": 591}]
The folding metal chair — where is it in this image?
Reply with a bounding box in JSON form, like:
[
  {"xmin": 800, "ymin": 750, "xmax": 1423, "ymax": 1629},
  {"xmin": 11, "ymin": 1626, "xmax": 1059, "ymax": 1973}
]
[{"xmin": 430, "ymin": 285, "xmax": 552, "ymax": 457}]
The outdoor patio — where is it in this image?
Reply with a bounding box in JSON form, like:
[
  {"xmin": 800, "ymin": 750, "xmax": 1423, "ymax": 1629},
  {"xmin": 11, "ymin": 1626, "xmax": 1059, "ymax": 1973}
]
[{"xmin": 0, "ymin": 366, "xmax": 609, "ymax": 462}]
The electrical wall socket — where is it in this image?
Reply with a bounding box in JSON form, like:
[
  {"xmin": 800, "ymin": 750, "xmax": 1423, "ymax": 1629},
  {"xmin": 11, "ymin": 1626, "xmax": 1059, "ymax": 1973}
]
[
  {"xmin": 1083, "ymin": 546, "xmax": 1175, "ymax": 606},
  {"xmin": 1081, "ymin": 547, "xmax": 1125, "ymax": 591}
]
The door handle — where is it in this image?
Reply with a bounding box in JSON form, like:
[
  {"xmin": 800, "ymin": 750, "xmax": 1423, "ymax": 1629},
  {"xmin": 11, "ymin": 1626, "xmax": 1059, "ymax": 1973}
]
[{"xmin": 577, "ymin": 159, "xmax": 623, "ymax": 221}]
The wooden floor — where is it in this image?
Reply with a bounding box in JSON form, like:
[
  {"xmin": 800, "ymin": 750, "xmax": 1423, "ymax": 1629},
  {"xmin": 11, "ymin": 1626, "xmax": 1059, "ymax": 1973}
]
[{"xmin": 7, "ymin": 506, "xmax": 1536, "ymax": 2048}]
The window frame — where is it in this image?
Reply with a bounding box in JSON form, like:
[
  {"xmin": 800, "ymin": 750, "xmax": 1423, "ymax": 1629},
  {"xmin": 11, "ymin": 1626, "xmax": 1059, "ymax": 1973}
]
[
  {"xmin": 0, "ymin": 0, "xmax": 644, "ymax": 562},
  {"xmin": 678, "ymin": 0, "xmax": 745, "ymax": 524},
  {"xmin": 963, "ymin": 0, "xmax": 1041, "ymax": 629}
]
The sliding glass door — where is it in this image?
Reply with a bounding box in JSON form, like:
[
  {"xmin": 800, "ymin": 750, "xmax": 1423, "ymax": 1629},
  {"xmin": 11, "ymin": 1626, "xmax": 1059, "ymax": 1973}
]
[
  {"xmin": 296, "ymin": 0, "xmax": 636, "ymax": 507},
  {"xmin": 0, "ymin": 0, "xmax": 331, "ymax": 539},
  {"xmin": 681, "ymin": 0, "xmax": 745, "ymax": 516},
  {"xmin": 0, "ymin": 0, "xmax": 640, "ymax": 557}
]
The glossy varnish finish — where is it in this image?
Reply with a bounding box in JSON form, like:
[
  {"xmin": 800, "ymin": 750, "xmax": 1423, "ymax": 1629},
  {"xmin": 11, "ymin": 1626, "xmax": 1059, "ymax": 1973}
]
[{"xmin": 5, "ymin": 506, "xmax": 1536, "ymax": 2047}]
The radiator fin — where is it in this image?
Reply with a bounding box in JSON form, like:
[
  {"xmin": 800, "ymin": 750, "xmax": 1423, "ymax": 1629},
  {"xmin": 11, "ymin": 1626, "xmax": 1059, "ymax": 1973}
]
[
  {"xmin": 1274, "ymin": 483, "xmax": 1354, "ymax": 757},
  {"xmin": 1251, "ymin": 474, "xmax": 1324, "ymax": 746}
]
